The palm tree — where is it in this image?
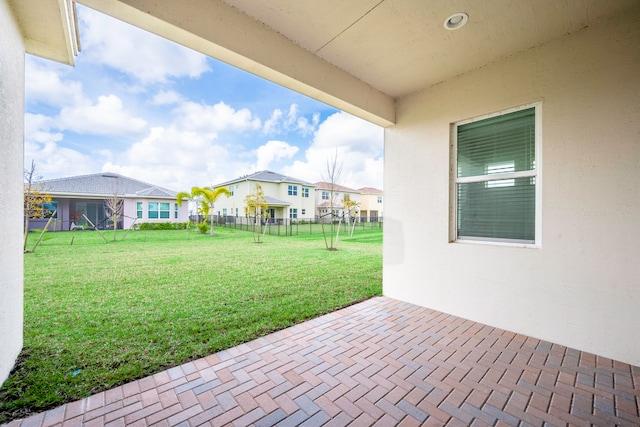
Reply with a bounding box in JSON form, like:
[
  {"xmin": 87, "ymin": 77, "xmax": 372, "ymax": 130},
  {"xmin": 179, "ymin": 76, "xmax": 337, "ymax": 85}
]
[{"xmin": 176, "ymin": 186, "xmax": 230, "ymax": 236}]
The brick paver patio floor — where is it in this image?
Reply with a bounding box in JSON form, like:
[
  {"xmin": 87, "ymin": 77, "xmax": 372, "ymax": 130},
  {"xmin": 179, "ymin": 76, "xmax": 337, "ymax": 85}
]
[{"xmin": 5, "ymin": 296, "xmax": 640, "ymax": 426}]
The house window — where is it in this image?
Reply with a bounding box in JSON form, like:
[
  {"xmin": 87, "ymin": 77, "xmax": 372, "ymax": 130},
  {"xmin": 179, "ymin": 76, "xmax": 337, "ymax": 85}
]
[
  {"xmin": 43, "ymin": 201, "xmax": 58, "ymax": 218},
  {"xmin": 223, "ymin": 208, "xmax": 227, "ymax": 216},
  {"xmin": 288, "ymin": 185, "xmax": 298, "ymax": 196},
  {"xmin": 148, "ymin": 202, "xmax": 158, "ymax": 219},
  {"xmin": 137, "ymin": 202, "xmax": 143, "ymax": 219},
  {"xmin": 174, "ymin": 203, "xmax": 178, "ymax": 219},
  {"xmin": 301, "ymin": 209, "xmax": 306, "ymax": 215},
  {"xmin": 148, "ymin": 202, "xmax": 171, "ymax": 219},
  {"xmin": 289, "ymin": 208, "xmax": 298, "ymax": 219},
  {"xmin": 453, "ymin": 104, "xmax": 539, "ymax": 244},
  {"xmin": 302, "ymin": 188, "xmax": 309, "ymax": 198},
  {"xmin": 377, "ymin": 196, "xmax": 383, "ymax": 203},
  {"xmin": 230, "ymin": 188, "xmax": 234, "ymax": 196},
  {"xmin": 159, "ymin": 203, "xmax": 170, "ymax": 219},
  {"xmin": 321, "ymin": 191, "xmax": 329, "ymax": 200}
]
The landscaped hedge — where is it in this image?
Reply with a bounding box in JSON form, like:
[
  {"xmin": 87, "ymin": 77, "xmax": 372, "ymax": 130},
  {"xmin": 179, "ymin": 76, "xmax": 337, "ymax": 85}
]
[{"xmin": 138, "ymin": 222, "xmax": 189, "ymax": 230}]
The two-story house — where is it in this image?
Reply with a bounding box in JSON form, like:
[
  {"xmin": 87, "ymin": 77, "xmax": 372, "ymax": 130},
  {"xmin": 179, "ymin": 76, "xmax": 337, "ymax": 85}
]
[
  {"xmin": 358, "ymin": 187, "xmax": 383, "ymax": 222},
  {"xmin": 315, "ymin": 182, "xmax": 361, "ymax": 222},
  {"xmin": 212, "ymin": 171, "xmax": 316, "ymax": 222}
]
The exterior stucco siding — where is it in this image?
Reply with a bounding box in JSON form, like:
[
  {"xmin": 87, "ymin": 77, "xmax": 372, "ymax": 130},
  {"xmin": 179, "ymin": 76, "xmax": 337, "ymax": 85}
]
[
  {"xmin": 0, "ymin": 0, "xmax": 25, "ymax": 385},
  {"xmin": 384, "ymin": 9, "xmax": 640, "ymax": 365}
]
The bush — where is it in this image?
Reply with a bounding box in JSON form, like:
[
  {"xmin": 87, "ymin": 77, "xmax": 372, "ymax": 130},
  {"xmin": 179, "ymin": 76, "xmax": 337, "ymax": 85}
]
[
  {"xmin": 197, "ymin": 222, "xmax": 210, "ymax": 234},
  {"xmin": 138, "ymin": 222, "xmax": 189, "ymax": 231}
]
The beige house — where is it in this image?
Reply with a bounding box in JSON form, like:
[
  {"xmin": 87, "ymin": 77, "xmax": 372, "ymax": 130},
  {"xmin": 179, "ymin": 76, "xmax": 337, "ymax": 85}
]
[
  {"xmin": 2, "ymin": 0, "xmax": 639, "ymax": 386},
  {"xmin": 314, "ymin": 182, "xmax": 361, "ymax": 221},
  {"xmin": 358, "ymin": 187, "xmax": 383, "ymax": 222},
  {"xmin": 212, "ymin": 171, "xmax": 316, "ymax": 221}
]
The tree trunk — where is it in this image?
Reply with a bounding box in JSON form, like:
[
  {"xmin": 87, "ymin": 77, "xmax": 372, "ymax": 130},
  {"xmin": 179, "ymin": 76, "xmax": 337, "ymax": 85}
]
[{"xmin": 23, "ymin": 216, "xmax": 30, "ymax": 251}]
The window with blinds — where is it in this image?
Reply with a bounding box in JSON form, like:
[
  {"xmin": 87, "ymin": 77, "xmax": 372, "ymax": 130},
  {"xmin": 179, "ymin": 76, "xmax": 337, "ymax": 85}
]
[{"xmin": 453, "ymin": 104, "xmax": 539, "ymax": 244}]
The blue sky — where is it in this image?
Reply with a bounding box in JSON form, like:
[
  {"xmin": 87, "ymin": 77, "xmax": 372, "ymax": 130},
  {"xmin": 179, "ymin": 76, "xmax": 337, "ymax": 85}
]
[{"xmin": 24, "ymin": 4, "xmax": 384, "ymax": 193}]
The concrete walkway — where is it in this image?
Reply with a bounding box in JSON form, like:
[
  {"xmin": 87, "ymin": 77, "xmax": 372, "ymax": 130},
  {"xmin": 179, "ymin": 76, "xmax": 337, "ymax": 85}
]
[{"xmin": 5, "ymin": 297, "xmax": 640, "ymax": 426}]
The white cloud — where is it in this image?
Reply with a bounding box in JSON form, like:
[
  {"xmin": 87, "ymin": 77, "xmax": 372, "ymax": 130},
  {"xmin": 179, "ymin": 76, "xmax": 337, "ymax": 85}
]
[
  {"xmin": 283, "ymin": 112, "xmax": 384, "ymax": 189},
  {"xmin": 255, "ymin": 140, "xmax": 299, "ymax": 171},
  {"xmin": 25, "ymin": 56, "xmax": 84, "ymax": 107},
  {"xmin": 59, "ymin": 95, "xmax": 148, "ymax": 135},
  {"xmin": 262, "ymin": 104, "xmax": 318, "ymax": 137},
  {"xmin": 151, "ymin": 90, "xmax": 184, "ymax": 106},
  {"xmin": 24, "ymin": 114, "xmax": 97, "ymax": 178},
  {"xmin": 79, "ymin": 5, "xmax": 210, "ymax": 84},
  {"xmin": 174, "ymin": 101, "xmax": 261, "ymax": 135},
  {"xmin": 296, "ymin": 112, "xmax": 320, "ymax": 136},
  {"xmin": 263, "ymin": 109, "xmax": 283, "ymax": 135},
  {"xmin": 101, "ymin": 126, "xmax": 256, "ymax": 192}
]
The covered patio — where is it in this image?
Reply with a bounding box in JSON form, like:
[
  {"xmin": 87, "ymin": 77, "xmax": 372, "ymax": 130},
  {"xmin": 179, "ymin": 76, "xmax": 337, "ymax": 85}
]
[
  {"xmin": 7, "ymin": 297, "xmax": 639, "ymax": 426},
  {"xmin": 2, "ymin": 1, "xmax": 639, "ymax": 425}
]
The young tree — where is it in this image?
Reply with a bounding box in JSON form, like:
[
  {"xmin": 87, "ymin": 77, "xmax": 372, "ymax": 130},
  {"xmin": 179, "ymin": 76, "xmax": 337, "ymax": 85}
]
[
  {"xmin": 177, "ymin": 186, "xmax": 230, "ymax": 236},
  {"xmin": 244, "ymin": 183, "xmax": 269, "ymax": 243},
  {"xmin": 321, "ymin": 149, "xmax": 343, "ymax": 251},
  {"xmin": 23, "ymin": 160, "xmax": 52, "ymax": 251},
  {"xmin": 104, "ymin": 174, "xmax": 123, "ymax": 241},
  {"xmin": 342, "ymin": 194, "xmax": 360, "ymax": 237}
]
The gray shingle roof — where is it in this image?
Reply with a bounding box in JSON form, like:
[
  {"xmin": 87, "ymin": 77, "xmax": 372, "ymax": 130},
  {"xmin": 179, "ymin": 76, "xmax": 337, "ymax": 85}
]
[
  {"xmin": 41, "ymin": 173, "xmax": 177, "ymax": 198},
  {"xmin": 264, "ymin": 196, "xmax": 289, "ymax": 206},
  {"xmin": 215, "ymin": 170, "xmax": 316, "ymax": 187}
]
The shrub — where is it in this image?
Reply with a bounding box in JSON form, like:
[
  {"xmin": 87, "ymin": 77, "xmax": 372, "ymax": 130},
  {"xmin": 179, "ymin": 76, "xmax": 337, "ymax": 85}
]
[
  {"xmin": 197, "ymin": 222, "xmax": 210, "ymax": 234},
  {"xmin": 138, "ymin": 222, "xmax": 189, "ymax": 231}
]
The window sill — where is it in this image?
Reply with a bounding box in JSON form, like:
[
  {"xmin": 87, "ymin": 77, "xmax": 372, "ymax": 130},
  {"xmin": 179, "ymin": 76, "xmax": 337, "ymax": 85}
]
[{"xmin": 452, "ymin": 238, "xmax": 539, "ymax": 249}]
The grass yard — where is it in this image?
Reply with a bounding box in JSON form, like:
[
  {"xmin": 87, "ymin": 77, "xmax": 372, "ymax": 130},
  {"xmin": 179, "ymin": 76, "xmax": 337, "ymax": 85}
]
[{"xmin": 0, "ymin": 227, "xmax": 382, "ymax": 423}]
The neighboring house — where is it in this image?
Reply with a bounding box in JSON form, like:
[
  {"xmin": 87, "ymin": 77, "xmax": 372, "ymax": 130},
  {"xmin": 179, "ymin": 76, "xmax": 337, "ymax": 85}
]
[
  {"xmin": 358, "ymin": 187, "xmax": 383, "ymax": 222},
  {"xmin": 3, "ymin": 1, "xmax": 639, "ymax": 385},
  {"xmin": 212, "ymin": 171, "xmax": 316, "ymax": 221},
  {"xmin": 314, "ymin": 182, "xmax": 361, "ymax": 221},
  {"xmin": 29, "ymin": 172, "xmax": 189, "ymax": 231}
]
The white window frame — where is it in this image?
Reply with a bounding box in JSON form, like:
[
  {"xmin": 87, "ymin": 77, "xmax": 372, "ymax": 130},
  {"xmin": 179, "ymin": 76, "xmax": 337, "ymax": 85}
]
[
  {"xmin": 288, "ymin": 185, "xmax": 298, "ymax": 196},
  {"xmin": 450, "ymin": 102, "xmax": 542, "ymax": 247}
]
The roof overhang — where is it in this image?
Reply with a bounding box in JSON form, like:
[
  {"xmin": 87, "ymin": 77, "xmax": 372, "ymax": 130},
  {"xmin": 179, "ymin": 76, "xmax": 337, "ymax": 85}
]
[
  {"xmin": 9, "ymin": 0, "xmax": 80, "ymax": 65},
  {"xmin": 48, "ymin": 192, "xmax": 174, "ymax": 200}
]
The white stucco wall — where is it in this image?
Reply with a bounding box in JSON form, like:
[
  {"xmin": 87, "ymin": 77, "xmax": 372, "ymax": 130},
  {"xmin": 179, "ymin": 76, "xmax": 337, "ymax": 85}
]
[
  {"xmin": 0, "ymin": 0, "xmax": 25, "ymax": 385},
  {"xmin": 123, "ymin": 199, "xmax": 189, "ymax": 229},
  {"xmin": 384, "ymin": 9, "xmax": 640, "ymax": 365}
]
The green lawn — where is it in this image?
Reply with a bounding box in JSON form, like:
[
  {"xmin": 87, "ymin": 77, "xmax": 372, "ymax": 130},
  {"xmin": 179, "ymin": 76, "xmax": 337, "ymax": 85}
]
[{"xmin": 0, "ymin": 227, "xmax": 382, "ymax": 422}]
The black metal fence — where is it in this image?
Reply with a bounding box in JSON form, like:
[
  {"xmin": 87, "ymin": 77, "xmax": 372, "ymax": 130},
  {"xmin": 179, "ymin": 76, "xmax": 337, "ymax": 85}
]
[{"xmin": 190, "ymin": 215, "xmax": 383, "ymax": 236}]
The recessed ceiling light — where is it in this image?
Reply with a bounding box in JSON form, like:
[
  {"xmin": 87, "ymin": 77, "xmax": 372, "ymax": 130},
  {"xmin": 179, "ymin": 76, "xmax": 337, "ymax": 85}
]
[{"xmin": 444, "ymin": 12, "xmax": 468, "ymax": 30}]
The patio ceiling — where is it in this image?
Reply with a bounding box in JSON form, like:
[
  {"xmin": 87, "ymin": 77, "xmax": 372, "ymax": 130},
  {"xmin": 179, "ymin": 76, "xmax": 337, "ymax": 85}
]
[{"xmin": 220, "ymin": 0, "xmax": 636, "ymax": 99}]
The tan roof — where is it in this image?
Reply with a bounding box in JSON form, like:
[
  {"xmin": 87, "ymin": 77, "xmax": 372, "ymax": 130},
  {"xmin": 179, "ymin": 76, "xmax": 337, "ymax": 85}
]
[
  {"xmin": 315, "ymin": 182, "xmax": 360, "ymax": 193},
  {"xmin": 358, "ymin": 187, "xmax": 383, "ymax": 195}
]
